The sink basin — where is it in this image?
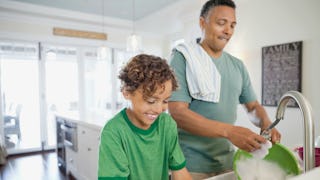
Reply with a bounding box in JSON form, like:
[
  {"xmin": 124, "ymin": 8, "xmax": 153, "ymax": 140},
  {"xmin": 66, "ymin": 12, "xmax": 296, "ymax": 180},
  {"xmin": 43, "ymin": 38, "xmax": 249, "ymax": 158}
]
[{"xmin": 205, "ymin": 171, "xmax": 236, "ymax": 180}]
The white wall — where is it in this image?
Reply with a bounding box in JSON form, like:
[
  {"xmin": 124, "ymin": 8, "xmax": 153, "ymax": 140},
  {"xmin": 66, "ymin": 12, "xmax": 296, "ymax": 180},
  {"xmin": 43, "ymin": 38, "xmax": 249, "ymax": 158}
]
[
  {"xmin": 233, "ymin": 0, "xmax": 320, "ymax": 148},
  {"xmin": 169, "ymin": 0, "xmax": 320, "ymax": 148}
]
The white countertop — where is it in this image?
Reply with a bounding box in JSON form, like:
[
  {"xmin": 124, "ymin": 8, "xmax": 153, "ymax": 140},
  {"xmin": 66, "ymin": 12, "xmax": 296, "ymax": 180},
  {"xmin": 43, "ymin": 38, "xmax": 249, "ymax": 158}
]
[
  {"xmin": 205, "ymin": 171, "xmax": 236, "ymax": 180},
  {"xmin": 55, "ymin": 111, "xmax": 108, "ymax": 131},
  {"xmin": 289, "ymin": 167, "xmax": 320, "ymax": 180},
  {"xmin": 205, "ymin": 167, "xmax": 320, "ymax": 180}
]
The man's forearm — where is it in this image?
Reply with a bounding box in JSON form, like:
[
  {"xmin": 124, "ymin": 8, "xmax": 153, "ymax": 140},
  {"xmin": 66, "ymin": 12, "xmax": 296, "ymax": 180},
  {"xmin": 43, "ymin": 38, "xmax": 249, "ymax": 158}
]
[{"xmin": 168, "ymin": 102, "xmax": 232, "ymax": 138}]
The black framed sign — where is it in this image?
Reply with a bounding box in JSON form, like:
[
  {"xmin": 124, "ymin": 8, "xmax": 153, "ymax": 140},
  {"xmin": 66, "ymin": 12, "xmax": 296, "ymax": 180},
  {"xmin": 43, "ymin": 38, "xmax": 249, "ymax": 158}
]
[{"xmin": 261, "ymin": 41, "xmax": 302, "ymax": 107}]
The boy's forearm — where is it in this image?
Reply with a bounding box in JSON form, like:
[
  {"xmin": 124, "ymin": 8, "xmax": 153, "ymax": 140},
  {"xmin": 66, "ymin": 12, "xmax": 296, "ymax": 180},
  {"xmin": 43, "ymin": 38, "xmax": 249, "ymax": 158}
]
[{"xmin": 171, "ymin": 167, "xmax": 192, "ymax": 180}]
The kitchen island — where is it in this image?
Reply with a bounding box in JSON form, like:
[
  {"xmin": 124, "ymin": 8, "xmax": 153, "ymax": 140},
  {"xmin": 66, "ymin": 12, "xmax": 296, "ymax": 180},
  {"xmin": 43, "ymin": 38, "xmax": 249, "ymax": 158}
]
[{"xmin": 55, "ymin": 112, "xmax": 106, "ymax": 180}]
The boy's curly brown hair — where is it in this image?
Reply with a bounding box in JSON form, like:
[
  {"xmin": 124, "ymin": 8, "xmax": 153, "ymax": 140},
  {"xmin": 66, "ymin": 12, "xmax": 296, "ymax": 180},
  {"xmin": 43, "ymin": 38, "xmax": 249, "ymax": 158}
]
[{"xmin": 118, "ymin": 54, "xmax": 178, "ymax": 98}]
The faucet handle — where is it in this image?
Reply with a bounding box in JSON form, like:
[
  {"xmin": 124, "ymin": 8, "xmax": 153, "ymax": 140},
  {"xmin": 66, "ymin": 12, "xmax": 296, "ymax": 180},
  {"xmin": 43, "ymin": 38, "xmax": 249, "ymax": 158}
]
[
  {"xmin": 261, "ymin": 129, "xmax": 271, "ymax": 140},
  {"xmin": 260, "ymin": 118, "xmax": 282, "ymax": 140}
]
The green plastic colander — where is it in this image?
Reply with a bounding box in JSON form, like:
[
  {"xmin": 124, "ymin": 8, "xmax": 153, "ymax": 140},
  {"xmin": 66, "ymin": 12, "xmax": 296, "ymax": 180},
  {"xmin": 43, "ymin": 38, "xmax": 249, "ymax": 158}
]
[{"xmin": 233, "ymin": 143, "xmax": 301, "ymax": 180}]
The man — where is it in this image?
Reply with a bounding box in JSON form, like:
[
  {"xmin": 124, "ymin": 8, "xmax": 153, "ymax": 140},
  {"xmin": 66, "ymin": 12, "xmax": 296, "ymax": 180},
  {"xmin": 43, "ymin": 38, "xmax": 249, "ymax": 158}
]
[{"xmin": 168, "ymin": 0, "xmax": 281, "ymax": 179}]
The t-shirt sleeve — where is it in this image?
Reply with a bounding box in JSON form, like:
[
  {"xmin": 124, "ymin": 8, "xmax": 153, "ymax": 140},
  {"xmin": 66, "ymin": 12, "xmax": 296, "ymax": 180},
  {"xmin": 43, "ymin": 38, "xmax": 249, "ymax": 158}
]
[
  {"xmin": 239, "ymin": 62, "xmax": 257, "ymax": 104},
  {"xmin": 169, "ymin": 50, "xmax": 192, "ymax": 103},
  {"xmin": 167, "ymin": 116, "xmax": 186, "ymax": 170},
  {"xmin": 98, "ymin": 125, "xmax": 129, "ymax": 180}
]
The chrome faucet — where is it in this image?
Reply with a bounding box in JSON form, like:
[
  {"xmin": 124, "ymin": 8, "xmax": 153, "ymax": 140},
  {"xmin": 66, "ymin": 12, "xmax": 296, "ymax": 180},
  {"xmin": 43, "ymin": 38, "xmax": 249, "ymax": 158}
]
[{"xmin": 276, "ymin": 91, "xmax": 315, "ymax": 172}]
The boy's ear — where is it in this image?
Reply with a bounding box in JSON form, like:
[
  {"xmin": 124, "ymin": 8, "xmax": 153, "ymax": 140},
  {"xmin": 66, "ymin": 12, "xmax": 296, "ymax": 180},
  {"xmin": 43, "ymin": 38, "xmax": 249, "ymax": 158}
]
[{"xmin": 122, "ymin": 90, "xmax": 130, "ymax": 100}]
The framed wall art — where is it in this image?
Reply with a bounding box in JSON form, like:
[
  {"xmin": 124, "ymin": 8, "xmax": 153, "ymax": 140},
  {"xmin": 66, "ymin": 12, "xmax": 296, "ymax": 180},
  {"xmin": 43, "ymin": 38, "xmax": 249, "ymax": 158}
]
[{"xmin": 261, "ymin": 41, "xmax": 302, "ymax": 107}]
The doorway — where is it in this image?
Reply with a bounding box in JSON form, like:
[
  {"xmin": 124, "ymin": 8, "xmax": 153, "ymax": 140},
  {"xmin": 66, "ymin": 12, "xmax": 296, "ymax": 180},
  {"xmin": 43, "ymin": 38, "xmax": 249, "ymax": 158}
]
[{"xmin": 0, "ymin": 41, "xmax": 42, "ymax": 154}]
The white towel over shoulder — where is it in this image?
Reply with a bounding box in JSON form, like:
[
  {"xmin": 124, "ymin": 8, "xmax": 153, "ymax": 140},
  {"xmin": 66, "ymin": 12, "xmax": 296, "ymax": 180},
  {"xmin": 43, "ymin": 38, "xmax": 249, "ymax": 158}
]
[{"xmin": 175, "ymin": 41, "xmax": 221, "ymax": 102}]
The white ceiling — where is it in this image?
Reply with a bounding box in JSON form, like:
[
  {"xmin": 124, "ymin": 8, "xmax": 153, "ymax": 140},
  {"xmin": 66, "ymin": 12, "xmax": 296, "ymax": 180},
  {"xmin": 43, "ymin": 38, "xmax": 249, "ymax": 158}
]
[
  {"xmin": 1, "ymin": 0, "xmax": 202, "ymax": 36},
  {"xmin": 9, "ymin": 0, "xmax": 182, "ymax": 20}
]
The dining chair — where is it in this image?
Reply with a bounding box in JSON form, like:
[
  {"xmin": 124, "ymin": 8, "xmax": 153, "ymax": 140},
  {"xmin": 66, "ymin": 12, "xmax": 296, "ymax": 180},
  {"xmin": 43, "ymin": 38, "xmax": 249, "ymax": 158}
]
[{"xmin": 4, "ymin": 104, "xmax": 22, "ymax": 140}]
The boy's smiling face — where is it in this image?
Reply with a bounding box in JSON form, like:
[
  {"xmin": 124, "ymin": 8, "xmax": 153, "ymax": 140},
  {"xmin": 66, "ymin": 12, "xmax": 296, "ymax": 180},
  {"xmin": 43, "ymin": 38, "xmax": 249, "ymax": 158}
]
[{"xmin": 124, "ymin": 80, "xmax": 173, "ymax": 130}]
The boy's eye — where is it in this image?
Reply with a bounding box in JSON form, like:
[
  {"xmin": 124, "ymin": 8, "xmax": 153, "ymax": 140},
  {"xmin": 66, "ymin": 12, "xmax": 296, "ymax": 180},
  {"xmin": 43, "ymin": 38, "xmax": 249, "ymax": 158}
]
[
  {"xmin": 145, "ymin": 97, "xmax": 169, "ymax": 104},
  {"xmin": 146, "ymin": 99, "xmax": 156, "ymax": 104}
]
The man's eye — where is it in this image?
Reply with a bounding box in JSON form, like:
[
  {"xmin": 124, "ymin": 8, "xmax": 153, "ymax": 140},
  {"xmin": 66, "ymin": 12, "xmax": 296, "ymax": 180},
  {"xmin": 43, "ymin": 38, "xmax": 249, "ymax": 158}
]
[
  {"xmin": 217, "ymin": 20, "xmax": 226, "ymax": 26},
  {"xmin": 231, "ymin": 23, "xmax": 236, "ymax": 29}
]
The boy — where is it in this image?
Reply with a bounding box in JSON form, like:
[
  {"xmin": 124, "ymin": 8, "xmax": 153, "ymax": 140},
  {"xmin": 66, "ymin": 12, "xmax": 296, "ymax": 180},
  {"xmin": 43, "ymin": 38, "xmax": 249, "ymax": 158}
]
[{"xmin": 98, "ymin": 54, "xmax": 191, "ymax": 180}]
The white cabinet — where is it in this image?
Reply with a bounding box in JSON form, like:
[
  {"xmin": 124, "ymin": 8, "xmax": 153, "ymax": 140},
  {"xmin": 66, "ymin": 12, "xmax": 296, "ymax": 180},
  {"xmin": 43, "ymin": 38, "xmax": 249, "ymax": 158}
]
[
  {"xmin": 66, "ymin": 147, "xmax": 80, "ymax": 179},
  {"xmin": 66, "ymin": 122, "xmax": 101, "ymax": 180},
  {"xmin": 77, "ymin": 124, "xmax": 101, "ymax": 180}
]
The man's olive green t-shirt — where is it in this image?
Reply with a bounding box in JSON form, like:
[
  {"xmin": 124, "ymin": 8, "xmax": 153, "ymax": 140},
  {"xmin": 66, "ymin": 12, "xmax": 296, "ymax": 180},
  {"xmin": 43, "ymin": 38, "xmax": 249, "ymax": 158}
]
[{"xmin": 169, "ymin": 50, "xmax": 257, "ymax": 173}]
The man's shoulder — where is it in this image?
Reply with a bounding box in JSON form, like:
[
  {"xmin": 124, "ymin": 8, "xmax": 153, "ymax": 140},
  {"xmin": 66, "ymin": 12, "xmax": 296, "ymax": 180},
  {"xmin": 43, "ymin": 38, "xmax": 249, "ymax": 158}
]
[
  {"xmin": 171, "ymin": 49, "xmax": 186, "ymax": 60},
  {"xmin": 170, "ymin": 49, "xmax": 187, "ymax": 68}
]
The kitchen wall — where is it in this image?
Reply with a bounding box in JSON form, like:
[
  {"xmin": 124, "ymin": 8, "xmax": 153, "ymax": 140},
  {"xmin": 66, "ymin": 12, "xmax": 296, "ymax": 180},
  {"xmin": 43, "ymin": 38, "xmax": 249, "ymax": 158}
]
[
  {"xmin": 232, "ymin": 0, "xmax": 320, "ymax": 148},
  {"xmin": 166, "ymin": 0, "xmax": 320, "ymax": 148},
  {"xmin": 1, "ymin": 0, "xmax": 319, "ymax": 148}
]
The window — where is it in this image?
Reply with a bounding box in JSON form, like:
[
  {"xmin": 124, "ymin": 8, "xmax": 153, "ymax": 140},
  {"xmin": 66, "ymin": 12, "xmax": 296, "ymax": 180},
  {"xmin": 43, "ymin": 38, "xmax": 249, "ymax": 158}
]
[
  {"xmin": 83, "ymin": 47, "xmax": 113, "ymax": 120},
  {"xmin": 0, "ymin": 39, "xmax": 134, "ymax": 154}
]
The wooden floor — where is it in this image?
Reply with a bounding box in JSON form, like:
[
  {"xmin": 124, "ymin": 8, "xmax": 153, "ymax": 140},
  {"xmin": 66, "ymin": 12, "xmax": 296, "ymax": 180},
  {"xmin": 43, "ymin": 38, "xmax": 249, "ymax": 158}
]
[{"xmin": 0, "ymin": 150, "xmax": 68, "ymax": 180}]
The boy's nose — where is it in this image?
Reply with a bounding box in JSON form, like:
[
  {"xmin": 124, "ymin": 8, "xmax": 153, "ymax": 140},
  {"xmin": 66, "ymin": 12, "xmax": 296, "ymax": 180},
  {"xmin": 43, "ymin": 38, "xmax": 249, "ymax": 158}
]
[{"xmin": 153, "ymin": 103, "xmax": 167, "ymax": 113}]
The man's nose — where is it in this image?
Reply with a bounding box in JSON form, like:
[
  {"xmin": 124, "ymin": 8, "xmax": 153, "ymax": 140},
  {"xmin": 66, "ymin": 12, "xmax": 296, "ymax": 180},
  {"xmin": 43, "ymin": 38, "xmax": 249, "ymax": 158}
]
[{"xmin": 224, "ymin": 25, "xmax": 233, "ymax": 35}]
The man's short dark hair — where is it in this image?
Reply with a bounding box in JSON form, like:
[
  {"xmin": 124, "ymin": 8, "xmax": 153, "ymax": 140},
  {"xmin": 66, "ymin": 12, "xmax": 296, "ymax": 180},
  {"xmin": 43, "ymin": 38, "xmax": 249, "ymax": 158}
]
[{"xmin": 200, "ymin": 0, "xmax": 236, "ymax": 18}]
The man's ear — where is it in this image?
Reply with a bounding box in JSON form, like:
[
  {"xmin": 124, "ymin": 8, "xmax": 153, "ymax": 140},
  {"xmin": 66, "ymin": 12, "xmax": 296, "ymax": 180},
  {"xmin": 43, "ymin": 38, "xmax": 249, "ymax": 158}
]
[{"xmin": 199, "ymin": 17, "xmax": 205, "ymax": 31}]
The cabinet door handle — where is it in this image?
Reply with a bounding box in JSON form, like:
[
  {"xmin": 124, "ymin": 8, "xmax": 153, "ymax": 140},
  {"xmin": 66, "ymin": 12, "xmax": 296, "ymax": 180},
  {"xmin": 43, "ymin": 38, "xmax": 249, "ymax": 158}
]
[{"xmin": 88, "ymin": 147, "xmax": 91, "ymax": 151}]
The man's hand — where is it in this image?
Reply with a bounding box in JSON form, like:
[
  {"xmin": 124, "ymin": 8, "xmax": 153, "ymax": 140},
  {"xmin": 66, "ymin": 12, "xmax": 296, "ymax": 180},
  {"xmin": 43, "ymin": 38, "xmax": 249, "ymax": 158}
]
[
  {"xmin": 225, "ymin": 125, "xmax": 266, "ymax": 152},
  {"xmin": 245, "ymin": 101, "xmax": 282, "ymax": 144},
  {"xmin": 261, "ymin": 127, "xmax": 281, "ymax": 144}
]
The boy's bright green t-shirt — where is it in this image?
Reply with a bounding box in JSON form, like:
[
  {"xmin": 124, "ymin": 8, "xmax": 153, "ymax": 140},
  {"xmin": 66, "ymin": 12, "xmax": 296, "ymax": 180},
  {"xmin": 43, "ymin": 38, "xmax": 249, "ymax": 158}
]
[{"xmin": 98, "ymin": 108, "xmax": 186, "ymax": 180}]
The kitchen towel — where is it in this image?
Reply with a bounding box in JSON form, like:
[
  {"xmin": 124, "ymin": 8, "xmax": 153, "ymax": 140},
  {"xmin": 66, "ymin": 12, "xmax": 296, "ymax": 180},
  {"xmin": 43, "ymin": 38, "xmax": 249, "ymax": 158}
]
[{"xmin": 175, "ymin": 40, "xmax": 221, "ymax": 102}]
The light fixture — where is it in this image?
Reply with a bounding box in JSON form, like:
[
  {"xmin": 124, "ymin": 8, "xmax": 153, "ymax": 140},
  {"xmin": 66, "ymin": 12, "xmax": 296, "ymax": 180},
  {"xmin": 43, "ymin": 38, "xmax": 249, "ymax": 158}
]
[
  {"xmin": 45, "ymin": 49, "xmax": 56, "ymax": 60},
  {"xmin": 126, "ymin": 0, "xmax": 142, "ymax": 53},
  {"xmin": 98, "ymin": 0, "xmax": 108, "ymax": 60}
]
